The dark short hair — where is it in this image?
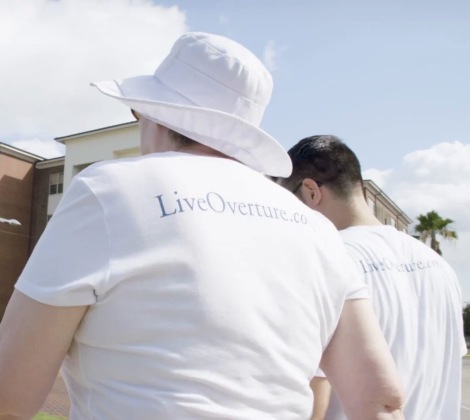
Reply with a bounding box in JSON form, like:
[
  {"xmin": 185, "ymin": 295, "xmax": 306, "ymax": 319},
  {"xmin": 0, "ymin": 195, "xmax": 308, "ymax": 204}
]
[
  {"xmin": 131, "ymin": 109, "xmax": 197, "ymax": 149},
  {"xmin": 282, "ymin": 135, "xmax": 363, "ymax": 199},
  {"xmin": 168, "ymin": 129, "xmax": 198, "ymax": 148}
]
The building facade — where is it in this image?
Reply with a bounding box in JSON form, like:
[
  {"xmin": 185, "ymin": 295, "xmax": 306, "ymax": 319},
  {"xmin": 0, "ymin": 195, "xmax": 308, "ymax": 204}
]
[
  {"xmin": 56, "ymin": 121, "xmax": 140, "ymax": 189},
  {"xmin": 363, "ymin": 179, "xmax": 412, "ymax": 232},
  {"xmin": 0, "ymin": 143, "xmax": 46, "ymax": 318},
  {"xmin": 31, "ymin": 157, "xmax": 65, "ymax": 249}
]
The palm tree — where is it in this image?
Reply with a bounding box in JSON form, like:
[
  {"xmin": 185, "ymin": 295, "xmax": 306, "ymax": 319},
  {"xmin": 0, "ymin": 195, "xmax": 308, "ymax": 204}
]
[{"xmin": 415, "ymin": 210, "xmax": 458, "ymax": 255}]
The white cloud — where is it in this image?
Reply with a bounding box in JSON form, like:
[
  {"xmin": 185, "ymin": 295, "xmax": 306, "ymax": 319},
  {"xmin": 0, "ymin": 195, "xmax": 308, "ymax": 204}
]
[
  {"xmin": 389, "ymin": 141, "xmax": 470, "ymax": 230},
  {"xmin": 263, "ymin": 40, "xmax": 279, "ymax": 72},
  {"xmin": 403, "ymin": 141, "xmax": 470, "ymax": 182},
  {"xmin": 364, "ymin": 141, "xmax": 470, "ymax": 302},
  {"xmin": 362, "ymin": 168, "xmax": 392, "ymax": 189},
  {"xmin": 0, "ymin": 0, "xmax": 187, "ymax": 144},
  {"xmin": 10, "ymin": 137, "xmax": 64, "ymax": 159},
  {"xmin": 441, "ymin": 232, "xmax": 470, "ymax": 304}
]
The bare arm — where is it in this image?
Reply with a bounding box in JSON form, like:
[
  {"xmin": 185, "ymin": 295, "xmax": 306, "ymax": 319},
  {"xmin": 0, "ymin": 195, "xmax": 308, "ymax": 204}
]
[
  {"xmin": 0, "ymin": 290, "xmax": 87, "ymax": 419},
  {"xmin": 320, "ymin": 299, "xmax": 404, "ymax": 420},
  {"xmin": 310, "ymin": 376, "xmax": 331, "ymax": 420}
]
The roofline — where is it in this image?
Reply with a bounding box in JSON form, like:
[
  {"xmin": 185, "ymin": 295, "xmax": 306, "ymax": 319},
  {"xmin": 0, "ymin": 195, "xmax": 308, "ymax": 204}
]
[
  {"xmin": 35, "ymin": 156, "xmax": 65, "ymax": 169},
  {"xmin": 0, "ymin": 142, "xmax": 45, "ymax": 163},
  {"xmin": 55, "ymin": 120, "xmax": 137, "ymax": 143},
  {"xmin": 363, "ymin": 179, "xmax": 414, "ymax": 224}
]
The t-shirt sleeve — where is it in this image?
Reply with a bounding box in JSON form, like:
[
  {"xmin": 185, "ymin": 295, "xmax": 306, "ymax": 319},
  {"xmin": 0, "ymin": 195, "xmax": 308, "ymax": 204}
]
[
  {"xmin": 344, "ymin": 253, "xmax": 369, "ymax": 300},
  {"xmin": 15, "ymin": 176, "xmax": 110, "ymax": 306}
]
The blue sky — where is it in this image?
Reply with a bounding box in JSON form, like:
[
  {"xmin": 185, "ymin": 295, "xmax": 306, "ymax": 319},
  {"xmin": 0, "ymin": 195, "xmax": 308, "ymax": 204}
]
[
  {"xmin": 157, "ymin": 0, "xmax": 470, "ymax": 169},
  {"xmin": 1, "ymin": 0, "xmax": 469, "ymax": 300}
]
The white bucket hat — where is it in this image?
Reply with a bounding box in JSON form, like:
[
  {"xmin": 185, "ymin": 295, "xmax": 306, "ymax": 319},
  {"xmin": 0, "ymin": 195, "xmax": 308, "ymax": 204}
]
[{"xmin": 91, "ymin": 32, "xmax": 292, "ymax": 177}]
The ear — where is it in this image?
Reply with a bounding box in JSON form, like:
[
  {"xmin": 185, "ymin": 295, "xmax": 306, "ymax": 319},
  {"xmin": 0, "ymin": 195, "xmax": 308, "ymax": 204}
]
[{"xmin": 299, "ymin": 178, "xmax": 323, "ymax": 208}]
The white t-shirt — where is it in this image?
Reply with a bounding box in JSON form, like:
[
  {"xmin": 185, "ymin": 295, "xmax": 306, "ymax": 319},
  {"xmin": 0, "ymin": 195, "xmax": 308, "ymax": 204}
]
[
  {"xmin": 325, "ymin": 225, "xmax": 466, "ymax": 420},
  {"xmin": 16, "ymin": 152, "xmax": 367, "ymax": 420}
]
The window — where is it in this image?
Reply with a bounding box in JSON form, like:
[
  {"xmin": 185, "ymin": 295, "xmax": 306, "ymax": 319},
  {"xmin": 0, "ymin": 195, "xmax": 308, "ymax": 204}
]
[
  {"xmin": 367, "ymin": 197, "xmax": 375, "ymax": 214},
  {"xmin": 375, "ymin": 205, "xmax": 384, "ymax": 222},
  {"xmin": 49, "ymin": 173, "xmax": 64, "ymax": 195}
]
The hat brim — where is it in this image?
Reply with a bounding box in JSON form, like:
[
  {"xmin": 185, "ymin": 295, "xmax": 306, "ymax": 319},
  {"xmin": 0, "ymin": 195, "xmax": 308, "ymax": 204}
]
[{"xmin": 91, "ymin": 76, "xmax": 292, "ymax": 177}]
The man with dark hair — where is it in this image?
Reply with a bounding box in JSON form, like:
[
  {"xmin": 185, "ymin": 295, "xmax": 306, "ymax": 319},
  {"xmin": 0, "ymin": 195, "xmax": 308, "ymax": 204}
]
[
  {"xmin": 282, "ymin": 135, "xmax": 363, "ymax": 202},
  {"xmin": 279, "ymin": 134, "xmax": 467, "ymax": 420}
]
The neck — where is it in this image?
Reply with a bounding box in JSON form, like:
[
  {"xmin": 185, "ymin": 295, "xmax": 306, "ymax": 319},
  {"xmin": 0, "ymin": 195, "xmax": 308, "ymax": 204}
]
[
  {"xmin": 177, "ymin": 142, "xmax": 232, "ymax": 160},
  {"xmin": 326, "ymin": 192, "xmax": 382, "ymax": 231}
]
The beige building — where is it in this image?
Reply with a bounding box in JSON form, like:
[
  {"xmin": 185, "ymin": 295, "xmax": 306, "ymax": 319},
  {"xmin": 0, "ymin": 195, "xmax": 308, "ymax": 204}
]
[
  {"xmin": 56, "ymin": 121, "xmax": 140, "ymax": 189},
  {"xmin": 363, "ymin": 179, "xmax": 412, "ymax": 232}
]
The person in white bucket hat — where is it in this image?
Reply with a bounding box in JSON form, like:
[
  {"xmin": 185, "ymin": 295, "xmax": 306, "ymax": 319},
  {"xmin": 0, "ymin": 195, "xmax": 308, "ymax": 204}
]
[
  {"xmin": 0, "ymin": 32, "xmax": 403, "ymax": 419},
  {"xmin": 91, "ymin": 31, "xmax": 292, "ymax": 177}
]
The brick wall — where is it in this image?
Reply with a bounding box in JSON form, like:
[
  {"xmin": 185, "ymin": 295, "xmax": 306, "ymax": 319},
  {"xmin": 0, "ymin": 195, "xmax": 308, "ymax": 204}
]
[{"xmin": 0, "ymin": 154, "xmax": 35, "ymax": 319}]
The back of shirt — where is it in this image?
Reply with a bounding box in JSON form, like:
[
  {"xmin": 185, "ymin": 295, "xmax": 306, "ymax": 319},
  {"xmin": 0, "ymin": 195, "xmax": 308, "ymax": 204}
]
[
  {"xmin": 16, "ymin": 152, "xmax": 366, "ymax": 420},
  {"xmin": 325, "ymin": 225, "xmax": 466, "ymax": 420}
]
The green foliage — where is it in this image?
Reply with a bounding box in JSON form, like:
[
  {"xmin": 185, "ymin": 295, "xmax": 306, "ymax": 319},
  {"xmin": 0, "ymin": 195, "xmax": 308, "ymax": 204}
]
[
  {"xmin": 415, "ymin": 210, "xmax": 458, "ymax": 255},
  {"xmin": 33, "ymin": 413, "xmax": 67, "ymax": 420}
]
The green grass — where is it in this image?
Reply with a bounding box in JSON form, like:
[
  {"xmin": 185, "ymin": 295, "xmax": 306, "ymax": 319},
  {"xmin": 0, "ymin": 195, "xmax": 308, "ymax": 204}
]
[{"xmin": 33, "ymin": 413, "xmax": 67, "ymax": 420}]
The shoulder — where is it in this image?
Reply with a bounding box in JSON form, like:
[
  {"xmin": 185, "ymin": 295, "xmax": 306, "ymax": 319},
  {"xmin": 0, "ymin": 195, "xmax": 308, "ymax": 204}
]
[
  {"xmin": 78, "ymin": 153, "xmax": 171, "ymax": 177},
  {"xmin": 72, "ymin": 153, "xmax": 191, "ymax": 191},
  {"xmin": 394, "ymin": 229, "xmax": 459, "ymax": 276}
]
